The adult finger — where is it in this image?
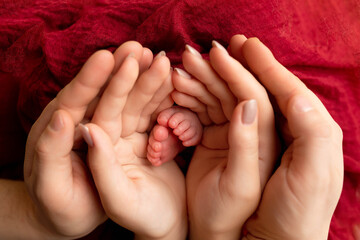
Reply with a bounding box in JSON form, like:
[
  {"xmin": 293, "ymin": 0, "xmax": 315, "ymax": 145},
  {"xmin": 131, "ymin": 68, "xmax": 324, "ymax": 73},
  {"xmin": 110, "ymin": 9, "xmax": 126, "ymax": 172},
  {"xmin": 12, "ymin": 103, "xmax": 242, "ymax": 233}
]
[
  {"xmin": 171, "ymin": 90, "xmax": 212, "ymax": 125},
  {"xmin": 241, "ymin": 37, "xmax": 343, "ymax": 137},
  {"xmin": 112, "ymin": 41, "xmax": 145, "ymax": 74},
  {"xmin": 285, "ymin": 95, "xmax": 343, "ymax": 175},
  {"xmin": 242, "ymin": 38, "xmax": 343, "ymax": 173},
  {"xmin": 209, "ymin": 40, "xmax": 269, "ymax": 109},
  {"xmin": 211, "ymin": 40, "xmax": 279, "ymax": 189},
  {"xmin": 121, "ymin": 54, "xmax": 170, "ymax": 137},
  {"xmin": 182, "ymin": 46, "xmax": 237, "ymax": 121},
  {"xmin": 81, "ymin": 42, "xmax": 150, "ymax": 142},
  {"xmin": 137, "ymin": 67, "xmax": 174, "ymax": 133},
  {"xmin": 228, "ymin": 34, "xmax": 248, "ymax": 66},
  {"xmin": 56, "ymin": 50, "xmax": 115, "ymax": 123},
  {"xmin": 91, "ymin": 54, "xmax": 139, "ymax": 143},
  {"xmin": 28, "ymin": 110, "xmax": 74, "ymax": 189},
  {"xmin": 241, "ymin": 38, "xmax": 329, "ymax": 117},
  {"xmin": 140, "ymin": 48, "xmax": 154, "ymax": 74},
  {"xmin": 172, "ymin": 68, "xmax": 226, "ymax": 124},
  {"xmin": 26, "ymin": 50, "xmax": 115, "ymax": 154}
]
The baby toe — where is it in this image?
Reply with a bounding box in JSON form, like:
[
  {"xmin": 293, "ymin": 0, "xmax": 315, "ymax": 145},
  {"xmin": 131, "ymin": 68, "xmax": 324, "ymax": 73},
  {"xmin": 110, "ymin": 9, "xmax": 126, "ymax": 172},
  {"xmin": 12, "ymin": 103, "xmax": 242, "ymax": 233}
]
[
  {"xmin": 168, "ymin": 112, "xmax": 185, "ymax": 129},
  {"xmin": 152, "ymin": 125, "xmax": 170, "ymax": 142},
  {"xmin": 173, "ymin": 121, "xmax": 190, "ymax": 136},
  {"xmin": 179, "ymin": 128, "xmax": 196, "ymax": 142},
  {"xmin": 157, "ymin": 107, "xmax": 178, "ymax": 126}
]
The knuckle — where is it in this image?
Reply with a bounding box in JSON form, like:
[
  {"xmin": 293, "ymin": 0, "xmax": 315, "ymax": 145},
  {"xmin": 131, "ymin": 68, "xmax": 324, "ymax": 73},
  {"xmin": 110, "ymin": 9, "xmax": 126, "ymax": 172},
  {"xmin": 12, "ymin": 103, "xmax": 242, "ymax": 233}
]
[
  {"xmin": 35, "ymin": 138, "xmax": 49, "ymax": 156},
  {"xmin": 308, "ymin": 118, "xmax": 342, "ymax": 141},
  {"xmin": 256, "ymin": 60, "xmax": 278, "ymax": 80}
]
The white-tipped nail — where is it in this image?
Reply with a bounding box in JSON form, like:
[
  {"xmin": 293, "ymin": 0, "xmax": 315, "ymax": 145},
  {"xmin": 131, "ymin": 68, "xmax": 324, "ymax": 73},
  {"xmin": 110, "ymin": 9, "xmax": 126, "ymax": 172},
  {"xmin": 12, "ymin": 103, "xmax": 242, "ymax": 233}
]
[
  {"xmin": 155, "ymin": 51, "xmax": 166, "ymax": 59},
  {"xmin": 185, "ymin": 45, "xmax": 202, "ymax": 58},
  {"xmin": 212, "ymin": 40, "xmax": 227, "ymax": 53},
  {"xmin": 79, "ymin": 124, "xmax": 94, "ymax": 147},
  {"xmin": 174, "ymin": 68, "xmax": 192, "ymax": 79}
]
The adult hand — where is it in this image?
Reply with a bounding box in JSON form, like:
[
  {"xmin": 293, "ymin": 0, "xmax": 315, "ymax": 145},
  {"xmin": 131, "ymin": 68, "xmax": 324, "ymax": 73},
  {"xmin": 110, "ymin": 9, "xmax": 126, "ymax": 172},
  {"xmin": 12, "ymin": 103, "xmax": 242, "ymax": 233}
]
[
  {"xmin": 23, "ymin": 41, "xmax": 155, "ymax": 238},
  {"xmin": 171, "ymin": 39, "xmax": 279, "ymax": 239},
  {"xmin": 82, "ymin": 51, "xmax": 187, "ymax": 240},
  {"xmin": 230, "ymin": 36, "xmax": 344, "ymax": 240}
]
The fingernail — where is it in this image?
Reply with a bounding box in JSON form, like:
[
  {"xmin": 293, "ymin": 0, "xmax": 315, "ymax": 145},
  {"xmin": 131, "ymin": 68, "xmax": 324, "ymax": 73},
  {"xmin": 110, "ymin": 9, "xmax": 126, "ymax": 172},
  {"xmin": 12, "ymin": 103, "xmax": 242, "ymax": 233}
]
[
  {"xmin": 240, "ymin": 34, "xmax": 247, "ymax": 39},
  {"xmin": 79, "ymin": 124, "xmax": 94, "ymax": 147},
  {"xmin": 185, "ymin": 45, "xmax": 202, "ymax": 58},
  {"xmin": 126, "ymin": 52, "xmax": 135, "ymax": 59},
  {"xmin": 174, "ymin": 68, "xmax": 192, "ymax": 79},
  {"xmin": 242, "ymin": 100, "xmax": 257, "ymax": 125},
  {"xmin": 49, "ymin": 111, "xmax": 64, "ymax": 131},
  {"xmin": 293, "ymin": 96, "xmax": 314, "ymax": 113},
  {"xmin": 155, "ymin": 50, "xmax": 166, "ymax": 59},
  {"xmin": 212, "ymin": 40, "xmax": 228, "ymax": 53}
]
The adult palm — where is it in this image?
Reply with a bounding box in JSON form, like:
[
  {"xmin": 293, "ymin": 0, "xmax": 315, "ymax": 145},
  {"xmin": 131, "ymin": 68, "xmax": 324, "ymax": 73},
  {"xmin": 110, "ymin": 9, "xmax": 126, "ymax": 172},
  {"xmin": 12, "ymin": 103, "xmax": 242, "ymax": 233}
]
[{"xmin": 84, "ymin": 52, "xmax": 187, "ymax": 239}]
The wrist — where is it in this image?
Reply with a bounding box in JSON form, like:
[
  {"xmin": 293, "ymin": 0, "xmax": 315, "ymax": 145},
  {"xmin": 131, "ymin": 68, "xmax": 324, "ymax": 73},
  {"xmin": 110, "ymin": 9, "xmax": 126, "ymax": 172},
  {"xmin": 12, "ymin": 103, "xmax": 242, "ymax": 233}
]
[
  {"xmin": 26, "ymin": 185, "xmax": 75, "ymax": 239},
  {"xmin": 30, "ymin": 200, "xmax": 72, "ymax": 239},
  {"xmin": 0, "ymin": 180, "xmax": 69, "ymax": 240}
]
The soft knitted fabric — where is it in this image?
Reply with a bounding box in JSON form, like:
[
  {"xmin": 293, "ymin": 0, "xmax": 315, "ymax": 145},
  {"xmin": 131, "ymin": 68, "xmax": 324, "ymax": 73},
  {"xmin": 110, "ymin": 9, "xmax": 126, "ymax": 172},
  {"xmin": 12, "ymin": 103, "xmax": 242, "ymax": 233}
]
[{"xmin": 0, "ymin": 0, "xmax": 359, "ymax": 239}]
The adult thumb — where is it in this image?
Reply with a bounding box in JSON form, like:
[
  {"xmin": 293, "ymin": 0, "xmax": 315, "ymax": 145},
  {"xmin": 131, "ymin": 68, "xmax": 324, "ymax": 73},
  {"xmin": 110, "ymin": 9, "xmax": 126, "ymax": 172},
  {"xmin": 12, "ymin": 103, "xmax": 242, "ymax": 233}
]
[
  {"xmin": 286, "ymin": 94, "xmax": 343, "ymax": 174},
  {"xmin": 224, "ymin": 100, "xmax": 260, "ymax": 195},
  {"xmin": 31, "ymin": 110, "xmax": 75, "ymax": 187}
]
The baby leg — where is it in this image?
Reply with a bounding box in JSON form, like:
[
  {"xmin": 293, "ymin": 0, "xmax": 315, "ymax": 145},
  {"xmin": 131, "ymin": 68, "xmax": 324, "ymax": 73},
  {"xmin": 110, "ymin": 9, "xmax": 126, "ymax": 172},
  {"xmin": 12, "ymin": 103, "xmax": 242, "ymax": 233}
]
[{"xmin": 147, "ymin": 106, "xmax": 203, "ymax": 166}]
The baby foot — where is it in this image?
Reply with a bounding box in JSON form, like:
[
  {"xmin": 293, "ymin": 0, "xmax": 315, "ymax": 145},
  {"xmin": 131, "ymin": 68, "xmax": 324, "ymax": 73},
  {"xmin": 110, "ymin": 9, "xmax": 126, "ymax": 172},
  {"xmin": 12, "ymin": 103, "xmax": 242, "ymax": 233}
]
[
  {"xmin": 147, "ymin": 106, "xmax": 203, "ymax": 166},
  {"xmin": 147, "ymin": 125, "xmax": 183, "ymax": 166}
]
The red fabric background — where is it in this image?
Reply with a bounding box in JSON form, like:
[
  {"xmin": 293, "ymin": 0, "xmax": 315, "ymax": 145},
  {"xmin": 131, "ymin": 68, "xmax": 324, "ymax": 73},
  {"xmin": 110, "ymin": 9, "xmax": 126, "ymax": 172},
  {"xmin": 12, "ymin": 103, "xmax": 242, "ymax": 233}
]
[{"xmin": 0, "ymin": 0, "xmax": 359, "ymax": 239}]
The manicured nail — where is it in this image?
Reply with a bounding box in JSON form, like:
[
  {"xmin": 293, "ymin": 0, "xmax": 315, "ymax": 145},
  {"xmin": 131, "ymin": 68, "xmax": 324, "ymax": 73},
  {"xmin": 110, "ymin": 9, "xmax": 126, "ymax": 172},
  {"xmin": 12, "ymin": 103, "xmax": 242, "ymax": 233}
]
[
  {"xmin": 185, "ymin": 44, "xmax": 202, "ymax": 58},
  {"xmin": 212, "ymin": 40, "xmax": 228, "ymax": 53},
  {"xmin": 155, "ymin": 51, "xmax": 166, "ymax": 59},
  {"xmin": 174, "ymin": 68, "xmax": 192, "ymax": 79},
  {"xmin": 79, "ymin": 124, "xmax": 94, "ymax": 147},
  {"xmin": 242, "ymin": 100, "xmax": 257, "ymax": 125},
  {"xmin": 293, "ymin": 96, "xmax": 314, "ymax": 113},
  {"xmin": 49, "ymin": 111, "xmax": 63, "ymax": 131}
]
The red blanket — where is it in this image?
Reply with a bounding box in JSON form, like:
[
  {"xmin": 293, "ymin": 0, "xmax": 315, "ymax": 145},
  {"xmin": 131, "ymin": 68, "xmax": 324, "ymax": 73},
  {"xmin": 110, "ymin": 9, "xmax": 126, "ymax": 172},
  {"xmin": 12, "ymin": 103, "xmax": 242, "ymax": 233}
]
[{"xmin": 1, "ymin": 0, "xmax": 359, "ymax": 239}]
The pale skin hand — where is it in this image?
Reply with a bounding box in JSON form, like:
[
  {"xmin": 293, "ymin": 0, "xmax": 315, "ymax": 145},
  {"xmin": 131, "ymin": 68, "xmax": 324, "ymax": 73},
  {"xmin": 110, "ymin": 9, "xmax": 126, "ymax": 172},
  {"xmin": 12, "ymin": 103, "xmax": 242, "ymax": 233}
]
[
  {"xmin": 187, "ymin": 100, "xmax": 261, "ymax": 240},
  {"xmin": 173, "ymin": 40, "xmax": 280, "ymax": 189},
  {"xmin": 24, "ymin": 50, "xmax": 114, "ymax": 238},
  {"xmin": 229, "ymin": 37, "xmax": 343, "ymax": 240},
  {"xmin": 171, "ymin": 40, "xmax": 279, "ymax": 239},
  {"xmin": 23, "ymin": 41, "xmax": 158, "ymax": 239},
  {"xmin": 82, "ymin": 52, "xmax": 187, "ymax": 240}
]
